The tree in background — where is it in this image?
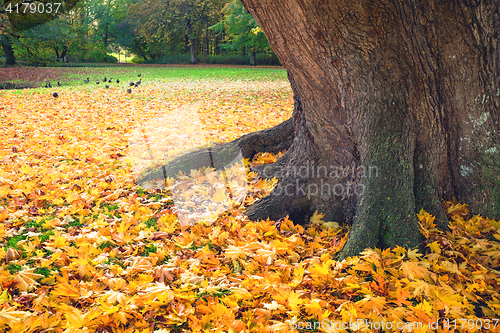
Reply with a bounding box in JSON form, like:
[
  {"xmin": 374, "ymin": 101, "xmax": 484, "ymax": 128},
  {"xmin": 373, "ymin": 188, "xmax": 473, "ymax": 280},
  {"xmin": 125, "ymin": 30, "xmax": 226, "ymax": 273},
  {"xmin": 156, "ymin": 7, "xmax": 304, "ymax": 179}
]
[
  {"xmin": 210, "ymin": 0, "xmax": 270, "ymax": 65},
  {"xmin": 0, "ymin": 2, "xmax": 16, "ymax": 65},
  {"xmin": 128, "ymin": 0, "xmax": 225, "ymax": 64},
  {"xmin": 13, "ymin": 17, "xmax": 75, "ymax": 65},
  {"xmin": 1, "ymin": 0, "xmax": 279, "ymax": 65},
  {"xmin": 66, "ymin": 0, "xmax": 125, "ymax": 62},
  {"xmin": 1, "ymin": 0, "xmax": 80, "ymax": 65}
]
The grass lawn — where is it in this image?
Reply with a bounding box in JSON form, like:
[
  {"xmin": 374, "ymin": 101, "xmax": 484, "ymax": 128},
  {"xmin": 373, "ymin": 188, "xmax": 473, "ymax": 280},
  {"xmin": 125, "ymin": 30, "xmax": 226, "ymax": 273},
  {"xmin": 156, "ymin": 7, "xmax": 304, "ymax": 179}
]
[{"xmin": 0, "ymin": 65, "xmax": 288, "ymax": 89}]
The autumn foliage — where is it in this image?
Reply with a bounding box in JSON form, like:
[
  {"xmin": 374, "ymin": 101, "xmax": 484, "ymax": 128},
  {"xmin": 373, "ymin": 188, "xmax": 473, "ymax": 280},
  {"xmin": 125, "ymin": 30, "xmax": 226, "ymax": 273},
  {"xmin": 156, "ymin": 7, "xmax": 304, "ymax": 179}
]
[{"xmin": 0, "ymin": 74, "xmax": 499, "ymax": 332}]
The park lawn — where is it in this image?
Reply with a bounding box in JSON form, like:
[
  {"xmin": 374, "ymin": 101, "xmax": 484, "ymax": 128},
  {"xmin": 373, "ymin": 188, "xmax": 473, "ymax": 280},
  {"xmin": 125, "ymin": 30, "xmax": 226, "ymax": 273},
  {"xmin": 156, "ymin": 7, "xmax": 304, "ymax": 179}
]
[
  {"xmin": 0, "ymin": 65, "xmax": 288, "ymax": 89},
  {"xmin": 0, "ymin": 66, "xmax": 499, "ymax": 332}
]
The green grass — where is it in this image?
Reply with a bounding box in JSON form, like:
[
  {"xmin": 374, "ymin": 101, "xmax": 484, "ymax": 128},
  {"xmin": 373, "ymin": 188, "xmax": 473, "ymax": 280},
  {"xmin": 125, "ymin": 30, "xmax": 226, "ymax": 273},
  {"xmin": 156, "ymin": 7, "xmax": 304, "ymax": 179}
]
[
  {"xmin": 6, "ymin": 235, "xmax": 27, "ymax": 249},
  {"xmin": 1, "ymin": 65, "xmax": 287, "ymax": 89},
  {"xmin": 69, "ymin": 66, "xmax": 287, "ymax": 84},
  {"xmin": 7, "ymin": 263, "xmax": 22, "ymax": 275},
  {"xmin": 142, "ymin": 244, "xmax": 158, "ymax": 256}
]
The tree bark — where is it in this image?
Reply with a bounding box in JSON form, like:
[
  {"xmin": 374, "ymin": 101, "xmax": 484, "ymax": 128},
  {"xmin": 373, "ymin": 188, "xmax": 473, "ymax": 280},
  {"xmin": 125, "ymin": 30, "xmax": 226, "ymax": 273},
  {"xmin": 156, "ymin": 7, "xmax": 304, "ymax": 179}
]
[
  {"xmin": 187, "ymin": 20, "xmax": 198, "ymax": 64},
  {"xmin": 238, "ymin": 0, "xmax": 500, "ymax": 258},
  {"xmin": 0, "ymin": 34, "xmax": 16, "ymax": 65},
  {"xmin": 249, "ymin": 49, "xmax": 256, "ymax": 65}
]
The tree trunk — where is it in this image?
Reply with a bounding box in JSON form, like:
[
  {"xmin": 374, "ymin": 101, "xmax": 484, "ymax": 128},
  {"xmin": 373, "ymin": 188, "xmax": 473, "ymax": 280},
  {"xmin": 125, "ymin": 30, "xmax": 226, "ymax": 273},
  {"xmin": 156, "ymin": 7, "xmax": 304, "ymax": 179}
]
[
  {"xmin": 0, "ymin": 34, "xmax": 16, "ymax": 65},
  {"xmin": 190, "ymin": 42, "xmax": 198, "ymax": 64},
  {"xmin": 187, "ymin": 20, "xmax": 198, "ymax": 64},
  {"xmin": 238, "ymin": 0, "xmax": 500, "ymax": 258},
  {"xmin": 249, "ymin": 49, "xmax": 256, "ymax": 65},
  {"xmin": 104, "ymin": 24, "xmax": 109, "ymax": 47}
]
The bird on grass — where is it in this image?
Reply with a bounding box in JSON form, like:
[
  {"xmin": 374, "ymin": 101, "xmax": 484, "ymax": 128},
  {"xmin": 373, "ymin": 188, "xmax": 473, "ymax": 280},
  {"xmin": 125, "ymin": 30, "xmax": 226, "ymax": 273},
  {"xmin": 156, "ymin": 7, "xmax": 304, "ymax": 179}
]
[
  {"xmin": 138, "ymin": 73, "xmax": 141, "ymax": 77},
  {"xmin": 129, "ymin": 81, "xmax": 134, "ymax": 86},
  {"xmin": 105, "ymin": 84, "xmax": 110, "ymax": 89},
  {"xmin": 52, "ymin": 92, "xmax": 58, "ymax": 98},
  {"xmin": 108, "ymin": 78, "xmax": 113, "ymax": 83},
  {"xmin": 84, "ymin": 78, "xmax": 89, "ymax": 83},
  {"xmin": 116, "ymin": 79, "xmax": 120, "ymax": 84},
  {"xmin": 45, "ymin": 82, "xmax": 52, "ymax": 88},
  {"xmin": 96, "ymin": 80, "xmax": 100, "ymax": 84},
  {"xmin": 126, "ymin": 88, "xmax": 132, "ymax": 94},
  {"xmin": 57, "ymin": 81, "xmax": 62, "ymax": 86},
  {"xmin": 103, "ymin": 77, "xmax": 107, "ymax": 82}
]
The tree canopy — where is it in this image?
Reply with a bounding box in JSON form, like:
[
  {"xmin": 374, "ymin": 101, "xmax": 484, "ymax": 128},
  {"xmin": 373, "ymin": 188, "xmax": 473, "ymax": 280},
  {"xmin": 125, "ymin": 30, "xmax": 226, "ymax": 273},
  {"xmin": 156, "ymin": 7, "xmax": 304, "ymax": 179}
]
[{"xmin": 0, "ymin": 0, "xmax": 279, "ymax": 65}]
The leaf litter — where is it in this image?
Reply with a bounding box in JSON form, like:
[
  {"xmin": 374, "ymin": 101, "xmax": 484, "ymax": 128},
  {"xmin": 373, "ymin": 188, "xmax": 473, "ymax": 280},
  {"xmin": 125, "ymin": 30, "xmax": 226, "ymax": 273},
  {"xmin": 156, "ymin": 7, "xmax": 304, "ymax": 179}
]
[{"xmin": 0, "ymin": 77, "xmax": 499, "ymax": 332}]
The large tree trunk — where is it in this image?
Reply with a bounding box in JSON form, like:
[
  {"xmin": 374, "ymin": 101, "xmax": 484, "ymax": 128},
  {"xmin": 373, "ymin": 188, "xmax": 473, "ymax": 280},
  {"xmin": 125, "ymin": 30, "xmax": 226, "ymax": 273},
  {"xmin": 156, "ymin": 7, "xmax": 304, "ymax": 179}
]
[
  {"xmin": 0, "ymin": 34, "xmax": 16, "ymax": 65},
  {"xmin": 238, "ymin": 0, "xmax": 500, "ymax": 258}
]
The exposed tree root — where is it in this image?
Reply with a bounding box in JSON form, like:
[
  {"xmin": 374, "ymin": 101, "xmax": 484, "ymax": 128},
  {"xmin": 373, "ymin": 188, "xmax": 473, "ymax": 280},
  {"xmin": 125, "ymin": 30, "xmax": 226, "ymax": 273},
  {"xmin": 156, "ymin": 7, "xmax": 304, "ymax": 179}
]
[{"xmin": 137, "ymin": 117, "xmax": 294, "ymax": 185}]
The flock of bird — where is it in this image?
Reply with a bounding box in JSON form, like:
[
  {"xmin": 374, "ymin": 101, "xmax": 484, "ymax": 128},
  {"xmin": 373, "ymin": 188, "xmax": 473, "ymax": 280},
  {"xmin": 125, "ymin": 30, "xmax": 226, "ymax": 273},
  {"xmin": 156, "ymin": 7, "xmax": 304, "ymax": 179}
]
[{"xmin": 45, "ymin": 73, "xmax": 143, "ymax": 98}]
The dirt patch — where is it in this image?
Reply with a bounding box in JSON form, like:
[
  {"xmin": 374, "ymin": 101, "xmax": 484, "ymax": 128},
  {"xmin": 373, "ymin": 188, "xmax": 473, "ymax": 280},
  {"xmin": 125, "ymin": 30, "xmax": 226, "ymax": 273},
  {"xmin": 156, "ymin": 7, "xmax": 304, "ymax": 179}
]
[{"xmin": 0, "ymin": 66, "xmax": 67, "ymax": 86}]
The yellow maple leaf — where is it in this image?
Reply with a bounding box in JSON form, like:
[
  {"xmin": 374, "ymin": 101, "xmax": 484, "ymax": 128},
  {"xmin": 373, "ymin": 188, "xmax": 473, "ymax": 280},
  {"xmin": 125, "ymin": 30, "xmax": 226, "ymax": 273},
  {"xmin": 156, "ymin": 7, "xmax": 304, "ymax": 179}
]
[
  {"xmin": 308, "ymin": 261, "xmax": 331, "ymax": 282},
  {"xmin": 408, "ymin": 280, "xmax": 432, "ymax": 297},
  {"xmin": 310, "ymin": 210, "xmax": 325, "ymax": 225},
  {"xmin": 0, "ymin": 290, "xmax": 11, "ymax": 304},
  {"xmin": 263, "ymin": 300, "xmax": 285, "ymax": 311},
  {"xmin": 287, "ymin": 291, "xmax": 303, "ymax": 312},
  {"xmin": 304, "ymin": 299, "xmax": 323, "ymax": 316},
  {"xmin": 212, "ymin": 186, "xmax": 229, "ymax": 203},
  {"xmin": 51, "ymin": 281, "xmax": 81, "ymax": 299},
  {"xmin": 105, "ymin": 290, "xmax": 127, "ymax": 305},
  {"xmin": 15, "ymin": 268, "xmax": 45, "ymax": 292},
  {"xmin": 126, "ymin": 257, "xmax": 153, "ymax": 274},
  {"xmin": 142, "ymin": 282, "xmax": 174, "ymax": 302},
  {"xmin": 427, "ymin": 241, "xmax": 441, "ymax": 253},
  {"xmin": 407, "ymin": 248, "xmax": 422, "ymax": 260},
  {"xmin": 69, "ymin": 255, "xmax": 95, "ymax": 278},
  {"xmin": 224, "ymin": 245, "xmax": 247, "ymax": 260},
  {"xmin": 64, "ymin": 308, "xmax": 86, "ymax": 329},
  {"xmin": 0, "ymin": 306, "xmax": 31, "ymax": 324},
  {"xmin": 113, "ymin": 310, "xmax": 129, "ymax": 326},
  {"xmin": 52, "ymin": 236, "xmax": 69, "ymax": 248},
  {"xmin": 290, "ymin": 263, "xmax": 305, "ymax": 287},
  {"xmin": 0, "ymin": 209, "xmax": 8, "ymax": 223},
  {"xmin": 401, "ymin": 261, "xmax": 429, "ymax": 280}
]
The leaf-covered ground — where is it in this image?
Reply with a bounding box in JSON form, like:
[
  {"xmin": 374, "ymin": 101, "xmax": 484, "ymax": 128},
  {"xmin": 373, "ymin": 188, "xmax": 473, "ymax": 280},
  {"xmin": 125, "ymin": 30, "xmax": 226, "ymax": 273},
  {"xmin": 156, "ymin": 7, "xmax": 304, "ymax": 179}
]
[{"xmin": 0, "ymin": 68, "xmax": 499, "ymax": 332}]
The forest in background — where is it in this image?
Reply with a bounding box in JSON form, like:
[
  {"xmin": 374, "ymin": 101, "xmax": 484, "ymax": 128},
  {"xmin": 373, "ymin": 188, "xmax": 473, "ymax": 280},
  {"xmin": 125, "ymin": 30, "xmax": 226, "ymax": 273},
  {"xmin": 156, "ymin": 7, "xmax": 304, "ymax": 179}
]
[{"xmin": 0, "ymin": 0, "xmax": 280, "ymax": 66}]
